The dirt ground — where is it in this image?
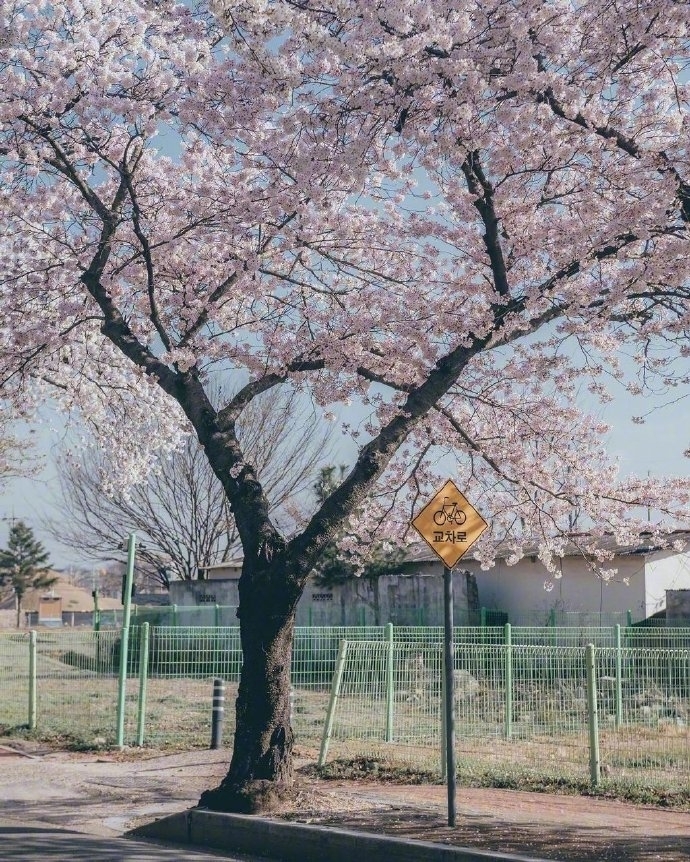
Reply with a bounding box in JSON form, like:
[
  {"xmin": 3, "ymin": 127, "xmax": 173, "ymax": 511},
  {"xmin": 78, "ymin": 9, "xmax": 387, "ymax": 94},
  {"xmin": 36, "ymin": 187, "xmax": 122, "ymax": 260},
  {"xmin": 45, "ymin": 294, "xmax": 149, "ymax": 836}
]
[
  {"xmin": 287, "ymin": 780, "xmax": 690, "ymax": 861},
  {"xmin": 1, "ymin": 740, "xmax": 689, "ymax": 862}
]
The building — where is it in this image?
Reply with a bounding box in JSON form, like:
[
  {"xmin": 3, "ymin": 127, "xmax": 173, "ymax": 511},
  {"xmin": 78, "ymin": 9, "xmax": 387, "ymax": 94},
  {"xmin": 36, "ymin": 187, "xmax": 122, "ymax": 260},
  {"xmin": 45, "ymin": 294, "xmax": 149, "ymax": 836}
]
[
  {"xmin": 456, "ymin": 533, "xmax": 690, "ymax": 625},
  {"xmin": 173, "ymin": 560, "xmax": 479, "ymax": 626},
  {"xmin": 170, "ymin": 533, "xmax": 690, "ymax": 627},
  {"xmin": 7, "ymin": 575, "xmax": 124, "ymax": 628}
]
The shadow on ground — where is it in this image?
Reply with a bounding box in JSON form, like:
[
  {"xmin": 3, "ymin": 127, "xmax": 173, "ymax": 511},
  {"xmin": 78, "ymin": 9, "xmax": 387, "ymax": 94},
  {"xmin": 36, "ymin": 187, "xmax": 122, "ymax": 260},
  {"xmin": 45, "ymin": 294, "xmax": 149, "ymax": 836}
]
[{"xmin": 303, "ymin": 807, "xmax": 690, "ymax": 862}]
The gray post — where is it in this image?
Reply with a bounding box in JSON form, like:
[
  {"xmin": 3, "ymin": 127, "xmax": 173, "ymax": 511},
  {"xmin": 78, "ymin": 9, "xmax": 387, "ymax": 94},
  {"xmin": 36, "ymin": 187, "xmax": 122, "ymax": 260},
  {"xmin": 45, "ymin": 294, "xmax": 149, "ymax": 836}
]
[
  {"xmin": 210, "ymin": 678, "xmax": 225, "ymax": 749},
  {"xmin": 443, "ymin": 566, "xmax": 457, "ymax": 827}
]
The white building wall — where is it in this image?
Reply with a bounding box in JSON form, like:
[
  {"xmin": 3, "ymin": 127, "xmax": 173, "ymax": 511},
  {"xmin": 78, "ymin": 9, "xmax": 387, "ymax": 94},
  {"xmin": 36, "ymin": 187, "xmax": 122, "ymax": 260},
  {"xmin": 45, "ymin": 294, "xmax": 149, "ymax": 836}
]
[
  {"xmin": 643, "ymin": 552, "xmax": 690, "ymax": 619},
  {"xmin": 466, "ymin": 553, "xmax": 648, "ymax": 620}
]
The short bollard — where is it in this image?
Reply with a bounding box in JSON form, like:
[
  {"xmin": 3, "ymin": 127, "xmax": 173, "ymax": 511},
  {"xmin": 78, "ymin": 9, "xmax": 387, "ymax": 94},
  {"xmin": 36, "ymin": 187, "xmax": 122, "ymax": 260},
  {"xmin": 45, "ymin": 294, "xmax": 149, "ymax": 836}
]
[{"xmin": 211, "ymin": 678, "xmax": 225, "ymax": 750}]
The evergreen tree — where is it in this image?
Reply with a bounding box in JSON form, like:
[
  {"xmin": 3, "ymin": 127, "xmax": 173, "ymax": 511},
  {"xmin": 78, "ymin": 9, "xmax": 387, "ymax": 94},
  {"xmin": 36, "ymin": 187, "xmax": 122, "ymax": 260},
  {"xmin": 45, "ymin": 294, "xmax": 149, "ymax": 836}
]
[
  {"xmin": 0, "ymin": 521, "xmax": 56, "ymax": 627},
  {"xmin": 312, "ymin": 466, "xmax": 404, "ymax": 586}
]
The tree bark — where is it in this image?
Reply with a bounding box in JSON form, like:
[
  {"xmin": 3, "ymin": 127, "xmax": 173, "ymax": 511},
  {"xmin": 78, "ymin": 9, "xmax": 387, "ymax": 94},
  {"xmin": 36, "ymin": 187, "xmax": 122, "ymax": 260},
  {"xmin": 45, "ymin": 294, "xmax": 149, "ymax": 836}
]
[{"xmin": 198, "ymin": 564, "xmax": 300, "ymax": 813}]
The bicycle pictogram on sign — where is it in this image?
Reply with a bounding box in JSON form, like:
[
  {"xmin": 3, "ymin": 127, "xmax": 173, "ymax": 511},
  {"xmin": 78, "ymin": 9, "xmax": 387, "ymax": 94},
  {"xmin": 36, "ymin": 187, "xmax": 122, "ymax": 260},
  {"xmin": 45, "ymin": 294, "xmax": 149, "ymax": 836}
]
[{"xmin": 432, "ymin": 497, "xmax": 467, "ymax": 527}]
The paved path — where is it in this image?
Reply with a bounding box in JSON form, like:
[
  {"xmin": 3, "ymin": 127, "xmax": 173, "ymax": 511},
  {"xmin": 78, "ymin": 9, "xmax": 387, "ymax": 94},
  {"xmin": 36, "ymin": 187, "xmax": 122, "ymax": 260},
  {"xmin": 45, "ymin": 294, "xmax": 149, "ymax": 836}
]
[{"xmin": 2, "ymin": 743, "xmax": 690, "ymax": 862}]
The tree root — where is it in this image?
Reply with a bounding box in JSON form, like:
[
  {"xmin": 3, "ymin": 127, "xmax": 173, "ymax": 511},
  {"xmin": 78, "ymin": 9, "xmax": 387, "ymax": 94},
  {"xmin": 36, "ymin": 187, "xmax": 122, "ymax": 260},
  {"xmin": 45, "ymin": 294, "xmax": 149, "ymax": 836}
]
[{"xmin": 198, "ymin": 779, "xmax": 289, "ymax": 814}]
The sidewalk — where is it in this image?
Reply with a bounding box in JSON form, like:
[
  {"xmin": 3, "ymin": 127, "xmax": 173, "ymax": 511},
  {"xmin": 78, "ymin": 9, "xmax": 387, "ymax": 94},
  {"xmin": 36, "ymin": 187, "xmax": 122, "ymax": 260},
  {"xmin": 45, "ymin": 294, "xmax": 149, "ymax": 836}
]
[{"xmin": 1, "ymin": 742, "xmax": 690, "ymax": 862}]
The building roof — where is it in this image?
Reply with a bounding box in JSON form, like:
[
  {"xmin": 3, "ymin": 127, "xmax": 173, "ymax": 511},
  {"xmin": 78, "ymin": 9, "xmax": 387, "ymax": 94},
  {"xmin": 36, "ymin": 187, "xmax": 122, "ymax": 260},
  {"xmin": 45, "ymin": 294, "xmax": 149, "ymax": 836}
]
[
  {"xmin": 401, "ymin": 531, "xmax": 690, "ymax": 566},
  {"xmin": 197, "ymin": 532, "xmax": 690, "ymax": 579},
  {"xmin": 0, "ymin": 574, "xmax": 123, "ymax": 613}
]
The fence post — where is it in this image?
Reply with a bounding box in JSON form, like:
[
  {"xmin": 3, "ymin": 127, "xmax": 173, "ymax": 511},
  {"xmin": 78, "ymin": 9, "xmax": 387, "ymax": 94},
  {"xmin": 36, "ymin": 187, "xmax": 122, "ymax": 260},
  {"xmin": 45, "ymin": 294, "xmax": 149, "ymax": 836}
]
[
  {"xmin": 318, "ymin": 639, "xmax": 349, "ymax": 767},
  {"xmin": 614, "ymin": 623, "xmax": 623, "ymax": 730},
  {"xmin": 28, "ymin": 630, "xmax": 37, "ymax": 730},
  {"xmin": 440, "ymin": 647, "xmax": 447, "ymax": 780},
  {"xmin": 585, "ymin": 643, "xmax": 601, "ymax": 786},
  {"xmin": 385, "ymin": 622, "xmax": 394, "ymax": 743},
  {"xmin": 116, "ymin": 532, "xmax": 137, "ymax": 749},
  {"xmin": 172, "ymin": 604, "xmax": 178, "ymax": 627},
  {"xmin": 92, "ymin": 589, "xmax": 100, "ymax": 632},
  {"xmin": 214, "ymin": 604, "xmax": 221, "ymax": 628},
  {"xmin": 504, "ymin": 623, "xmax": 513, "ymax": 740},
  {"xmin": 626, "ymin": 609, "xmax": 633, "ymax": 627},
  {"xmin": 136, "ymin": 622, "xmax": 150, "ymax": 747}
]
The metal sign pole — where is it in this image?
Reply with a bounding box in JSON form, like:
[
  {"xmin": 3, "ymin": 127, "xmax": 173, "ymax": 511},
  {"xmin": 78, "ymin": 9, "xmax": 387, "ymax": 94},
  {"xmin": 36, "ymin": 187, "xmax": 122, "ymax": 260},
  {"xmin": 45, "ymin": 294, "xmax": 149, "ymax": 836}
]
[
  {"xmin": 411, "ymin": 478, "xmax": 488, "ymax": 830},
  {"xmin": 443, "ymin": 565, "xmax": 457, "ymax": 827}
]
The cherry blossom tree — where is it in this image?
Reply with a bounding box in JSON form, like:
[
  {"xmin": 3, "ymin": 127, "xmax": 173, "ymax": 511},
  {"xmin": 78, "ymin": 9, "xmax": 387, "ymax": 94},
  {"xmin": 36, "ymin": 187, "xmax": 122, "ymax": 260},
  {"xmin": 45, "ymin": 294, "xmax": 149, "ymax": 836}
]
[{"xmin": 0, "ymin": 0, "xmax": 688, "ymax": 810}]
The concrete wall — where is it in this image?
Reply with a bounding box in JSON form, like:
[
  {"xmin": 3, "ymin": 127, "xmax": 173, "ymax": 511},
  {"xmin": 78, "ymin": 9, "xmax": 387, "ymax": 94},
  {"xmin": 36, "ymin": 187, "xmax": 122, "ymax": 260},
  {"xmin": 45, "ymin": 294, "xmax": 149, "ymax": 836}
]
[
  {"xmin": 667, "ymin": 589, "xmax": 690, "ymax": 625},
  {"xmin": 0, "ymin": 609, "xmax": 17, "ymax": 629},
  {"xmin": 172, "ymin": 578, "xmax": 239, "ymax": 608},
  {"xmin": 170, "ymin": 569, "xmax": 480, "ymax": 627},
  {"xmin": 171, "ymin": 549, "xmax": 690, "ymax": 626}
]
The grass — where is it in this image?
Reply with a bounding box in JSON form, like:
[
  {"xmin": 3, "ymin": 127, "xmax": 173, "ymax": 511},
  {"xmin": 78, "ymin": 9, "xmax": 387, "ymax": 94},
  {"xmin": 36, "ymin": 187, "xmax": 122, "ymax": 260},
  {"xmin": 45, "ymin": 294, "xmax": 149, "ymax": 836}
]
[
  {"xmin": 310, "ymin": 756, "xmax": 690, "ymax": 809},
  {"xmin": 2, "ymin": 628, "xmax": 690, "ymax": 806}
]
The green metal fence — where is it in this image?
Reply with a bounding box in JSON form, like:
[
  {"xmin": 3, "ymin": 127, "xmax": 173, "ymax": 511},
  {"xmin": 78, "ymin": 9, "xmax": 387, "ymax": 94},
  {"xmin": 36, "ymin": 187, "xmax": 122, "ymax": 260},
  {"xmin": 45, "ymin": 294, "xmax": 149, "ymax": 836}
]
[
  {"xmin": 318, "ymin": 634, "xmax": 690, "ymax": 793},
  {"xmin": 2, "ymin": 625, "xmax": 690, "ymax": 796},
  {"xmin": 0, "ymin": 629, "xmax": 121, "ymax": 745},
  {"xmin": 97, "ymin": 604, "xmax": 239, "ymax": 629},
  {"xmin": 0, "ymin": 632, "xmax": 34, "ymax": 730},
  {"xmin": 483, "ymin": 609, "xmax": 636, "ymax": 628}
]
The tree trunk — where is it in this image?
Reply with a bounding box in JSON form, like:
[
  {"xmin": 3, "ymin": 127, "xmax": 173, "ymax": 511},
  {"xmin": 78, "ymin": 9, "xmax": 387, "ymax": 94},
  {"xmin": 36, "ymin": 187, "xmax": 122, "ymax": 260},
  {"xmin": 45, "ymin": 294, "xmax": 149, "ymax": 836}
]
[{"xmin": 198, "ymin": 566, "xmax": 299, "ymax": 813}]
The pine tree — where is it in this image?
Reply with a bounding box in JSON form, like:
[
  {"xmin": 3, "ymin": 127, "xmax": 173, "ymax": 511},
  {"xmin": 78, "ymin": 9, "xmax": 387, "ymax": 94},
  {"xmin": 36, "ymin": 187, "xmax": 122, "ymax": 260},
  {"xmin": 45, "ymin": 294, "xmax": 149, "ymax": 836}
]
[{"xmin": 0, "ymin": 521, "xmax": 55, "ymax": 627}]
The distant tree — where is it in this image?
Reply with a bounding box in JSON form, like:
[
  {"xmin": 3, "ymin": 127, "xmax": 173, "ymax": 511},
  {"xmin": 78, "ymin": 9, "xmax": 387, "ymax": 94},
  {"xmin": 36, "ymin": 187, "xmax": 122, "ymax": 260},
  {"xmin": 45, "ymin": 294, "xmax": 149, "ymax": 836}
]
[
  {"xmin": 311, "ymin": 465, "xmax": 404, "ymax": 586},
  {"xmin": 312, "ymin": 465, "xmax": 348, "ymax": 507},
  {"xmin": 48, "ymin": 389, "xmax": 333, "ymax": 586},
  {"xmin": 0, "ymin": 521, "xmax": 56, "ymax": 627}
]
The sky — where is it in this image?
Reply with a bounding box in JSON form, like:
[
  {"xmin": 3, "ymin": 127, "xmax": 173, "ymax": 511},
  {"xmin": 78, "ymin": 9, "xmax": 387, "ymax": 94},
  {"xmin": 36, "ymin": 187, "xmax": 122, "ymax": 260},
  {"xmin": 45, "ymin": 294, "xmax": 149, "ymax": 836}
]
[{"xmin": 0, "ymin": 376, "xmax": 688, "ymax": 571}]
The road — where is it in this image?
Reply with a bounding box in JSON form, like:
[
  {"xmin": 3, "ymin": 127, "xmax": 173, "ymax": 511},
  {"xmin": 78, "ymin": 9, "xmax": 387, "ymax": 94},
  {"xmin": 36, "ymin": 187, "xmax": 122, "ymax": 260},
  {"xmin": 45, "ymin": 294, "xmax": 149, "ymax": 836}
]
[{"xmin": 0, "ymin": 821, "xmax": 272, "ymax": 862}]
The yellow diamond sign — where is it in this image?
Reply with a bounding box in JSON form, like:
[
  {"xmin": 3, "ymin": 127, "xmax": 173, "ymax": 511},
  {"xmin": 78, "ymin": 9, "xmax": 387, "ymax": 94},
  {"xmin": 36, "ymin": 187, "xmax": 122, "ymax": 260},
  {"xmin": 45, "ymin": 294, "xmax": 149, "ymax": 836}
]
[{"xmin": 412, "ymin": 479, "xmax": 488, "ymax": 568}]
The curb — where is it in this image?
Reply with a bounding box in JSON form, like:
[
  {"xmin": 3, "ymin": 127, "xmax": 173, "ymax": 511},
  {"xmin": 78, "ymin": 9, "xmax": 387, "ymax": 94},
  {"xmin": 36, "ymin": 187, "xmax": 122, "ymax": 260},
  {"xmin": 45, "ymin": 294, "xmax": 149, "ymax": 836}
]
[{"xmin": 128, "ymin": 809, "xmax": 560, "ymax": 862}]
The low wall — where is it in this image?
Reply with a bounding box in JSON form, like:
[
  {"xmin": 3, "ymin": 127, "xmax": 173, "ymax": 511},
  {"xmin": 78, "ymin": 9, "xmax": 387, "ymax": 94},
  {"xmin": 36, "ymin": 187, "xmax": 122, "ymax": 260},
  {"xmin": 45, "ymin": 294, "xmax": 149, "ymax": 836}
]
[{"xmin": 0, "ymin": 609, "xmax": 17, "ymax": 629}]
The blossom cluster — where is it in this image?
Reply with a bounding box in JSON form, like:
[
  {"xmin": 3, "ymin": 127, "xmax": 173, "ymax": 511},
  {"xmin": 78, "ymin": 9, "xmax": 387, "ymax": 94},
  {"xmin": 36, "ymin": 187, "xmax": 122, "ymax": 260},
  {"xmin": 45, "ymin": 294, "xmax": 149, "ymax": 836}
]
[{"xmin": 0, "ymin": 0, "xmax": 688, "ymax": 570}]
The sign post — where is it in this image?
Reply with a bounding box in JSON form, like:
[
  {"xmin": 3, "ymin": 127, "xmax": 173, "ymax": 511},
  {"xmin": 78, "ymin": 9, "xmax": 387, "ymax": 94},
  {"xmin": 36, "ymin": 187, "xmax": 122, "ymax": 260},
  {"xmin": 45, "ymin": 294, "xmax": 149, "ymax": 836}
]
[
  {"xmin": 442, "ymin": 563, "xmax": 456, "ymax": 825},
  {"xmin": 412, "ymin": 480, "xmax": 488, "ymax": 828}
]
